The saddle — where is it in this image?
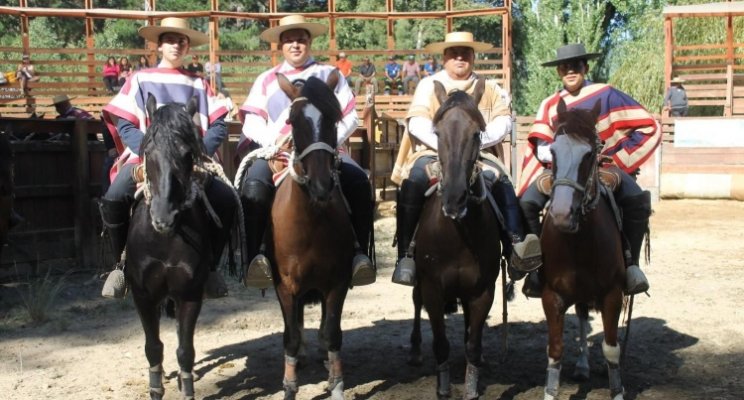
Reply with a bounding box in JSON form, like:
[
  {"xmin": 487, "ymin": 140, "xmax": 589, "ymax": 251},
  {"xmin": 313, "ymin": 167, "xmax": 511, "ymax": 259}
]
[{"xmin": 535, "ymin": 165, "xmax": 622, "ymax": 196}]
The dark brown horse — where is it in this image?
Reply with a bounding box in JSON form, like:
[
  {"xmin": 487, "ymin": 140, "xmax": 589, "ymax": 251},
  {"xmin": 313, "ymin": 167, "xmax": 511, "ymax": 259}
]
[
  {"xmin": 410, "ymin": 78, "xmax": 501, "ymax": 399},
  {"xmin": 540, "ymin": 98, "xmax": 626, "ymax": 400},
  {"xmin": 0, "ymin": 132, "xmax": 13, "ymax": 259},
  {"xmin": 269, "ymin": 72, "xmax": 353, "ymax": 400},
  {"xmin": 126, "ymin": 95, "xmax": 234, "ymax": 400}
]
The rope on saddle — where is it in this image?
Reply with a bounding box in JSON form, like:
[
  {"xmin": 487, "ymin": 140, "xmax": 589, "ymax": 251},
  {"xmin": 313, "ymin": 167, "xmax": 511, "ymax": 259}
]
[{"xmin": 233, "ymin": 134, "xmax": 293, "ymax": 190}]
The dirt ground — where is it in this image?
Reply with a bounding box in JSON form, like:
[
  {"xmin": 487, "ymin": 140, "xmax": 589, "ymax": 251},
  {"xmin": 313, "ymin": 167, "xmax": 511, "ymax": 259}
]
[{"xmin": 1, "ymin": 199, "xmax": 743, "ymax": 400}]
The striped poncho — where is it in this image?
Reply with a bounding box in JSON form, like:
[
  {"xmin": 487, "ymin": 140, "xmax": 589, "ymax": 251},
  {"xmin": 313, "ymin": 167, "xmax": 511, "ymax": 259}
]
[
  {"xmin": 517, "ymin": 82, "xmax": 660, "ymax": 195},
  {"xmin": 102, "ymin": 67, "xmax": 227, "ymax": 181}
]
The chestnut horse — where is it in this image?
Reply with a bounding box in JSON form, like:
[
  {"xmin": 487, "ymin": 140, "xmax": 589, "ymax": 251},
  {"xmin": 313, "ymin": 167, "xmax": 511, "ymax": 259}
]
[
  {"xmin": 540, "ymin": 98, "xmax": 626, "ymax": 400},
  {"xmin": 269, "ymin": 72, "xmax": 354, "ymax": 400},
  {"xmin": 410, "ymin": 78, "xmax": 502, "ymax": 399},
  {"xmin": 127, "ymin": 95, "xmax": 234, "ymax": 400}
]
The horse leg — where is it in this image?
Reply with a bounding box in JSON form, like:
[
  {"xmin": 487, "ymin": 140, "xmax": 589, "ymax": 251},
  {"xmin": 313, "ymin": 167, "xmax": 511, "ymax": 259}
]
[
  {"xmin": 409, "ymin": 284, "xmax": 423, "ymax": 366},
  {"xmin": 573, "ymin": 303, "xmax": 591, "ymax": 381},
  {"xmin": 462, "ymin": 290, "xmax": 494, "ymax": 400},
  {"xmin": 323, "ymin": 287, "xmax": 347, "ymax": 400},
  {"xmin": 602, "ymin": 290, "xmax": 625, "ymax": 400},
  {"xmin": 423, "ymin": 289, "xmax": 450, "ymax": 399},
  {"xmin": 542, "ymin": 289, "xmax": 567, "ymax": 400},
  {"xmin": 277, "ymin": 287, "xmax": 302, "ymax": 400},
  {"xmin": 175, "ymin": 298, "xmax": 202, "ymax": 400},
  {"xmin": 131, "ymin": 294, "xmax": 165, "ymax": 400}
]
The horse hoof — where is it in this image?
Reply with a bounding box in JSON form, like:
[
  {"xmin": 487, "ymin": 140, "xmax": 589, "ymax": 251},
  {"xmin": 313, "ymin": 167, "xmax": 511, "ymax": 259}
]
[{"xmin": 407, "ymin": 352, "xmax": 423, "ymax": 366}]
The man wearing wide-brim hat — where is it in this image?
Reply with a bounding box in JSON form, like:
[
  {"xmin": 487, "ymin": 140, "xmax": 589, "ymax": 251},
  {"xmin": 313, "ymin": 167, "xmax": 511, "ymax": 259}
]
[
  {"xmin": 390, "ymin": 31, "xmax": 541, "ymax": 286},
  {"xmin": 51, "ymin": 95, "xmax": 93, "ymax": 120},
  {"xmin": 100, "ymin": 17, "xmax": 232, "ymax": 300},
  {"xmin": 237, "ymin": 14, "xmax": 375, "ymax": 289},
  {"xmin": 517, "ymin": 43, "xmax": 662, "ymax": 298},
  {"xmin": 664, "ymin": 77, "xmax": 688, "ymax": 117}
]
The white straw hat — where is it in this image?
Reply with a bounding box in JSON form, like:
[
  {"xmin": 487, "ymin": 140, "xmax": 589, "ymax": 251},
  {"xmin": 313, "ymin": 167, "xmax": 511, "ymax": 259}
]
[
  {"xmin": 139, "ymin": 17, "xmax": 209, "ymax": 47},
  {"xmin": 424, "ymin": 32, "xmax": 492, "ymax": 53},
  {"xmin": 259, "ymin": 15, "xmax": 327, "ymax": 43}
]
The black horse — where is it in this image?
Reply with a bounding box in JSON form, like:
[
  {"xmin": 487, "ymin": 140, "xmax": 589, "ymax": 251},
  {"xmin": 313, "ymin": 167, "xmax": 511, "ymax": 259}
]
[
  {"xmin": 0, "ymin": 132, "xmax": 13, "ymax": 259},
  {"xmin": 126, "ymin": 94, "xmax": 234, "ymax": 400},
  {"xmin": 410, "ymin": 78, "xmax": 502, "ymax": 399}
]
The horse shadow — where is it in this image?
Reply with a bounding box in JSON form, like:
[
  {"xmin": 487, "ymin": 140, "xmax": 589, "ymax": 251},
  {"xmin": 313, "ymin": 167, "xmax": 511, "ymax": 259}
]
[{"xmin": 193, "ymin": 314, "xmax": 698, "ymax": 399}]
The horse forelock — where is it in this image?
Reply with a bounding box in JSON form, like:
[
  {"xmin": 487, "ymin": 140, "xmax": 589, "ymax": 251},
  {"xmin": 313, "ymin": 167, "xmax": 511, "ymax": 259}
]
[
  {"xmin": 555, "ymin": 107, "xmax": 598, "ymax": 146},
  {"xmin": 144, "ymin": 103, "xmax": 204, "ymax": 166},
  {"xmin": 300, "ymin": 76, "xmax": 342, "ymax": 122},
  {"xmin": 432, "ymin": 90, "xmax": 486, "ymax": 131}
]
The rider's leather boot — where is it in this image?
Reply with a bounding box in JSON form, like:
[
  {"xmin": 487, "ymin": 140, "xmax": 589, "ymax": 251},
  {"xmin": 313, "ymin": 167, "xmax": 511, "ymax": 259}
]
[
  {"xmin": 492, "ymin": 175, "xmax": 542, "ymax": 274},
  {"xmin": 519, "ymin": 197, "xmax": 546, "ymax": 298},
  {"xmin": 347, "ymin": 181, "xmax": 376, "ymax": 287},
  {"xmin": 100, "ymin": 198, "xmax": 130, "ymax": 299},
  {"xmin": 621, "ymin": 191, "xmax": 652, "ymax": 295},
  {"xmin": 392, "ymin": 180, "xmax": 425, "ymax": 286},
  {"xmin": 242, "ymin": 180, "xmax": 274, "ymax": 289},
  {"xmin": 203, "ymin": 177, "xmax": 234, "ymax": 299}
]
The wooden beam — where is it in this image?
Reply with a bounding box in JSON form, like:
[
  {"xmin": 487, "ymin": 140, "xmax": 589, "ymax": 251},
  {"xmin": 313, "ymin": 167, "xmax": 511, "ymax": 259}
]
[
  {"xmin": 210, "ymin": 0, "xmax": 219, "ymax": 90},
  {"xmin": 665, "ymin": 17, "xmax": 673, "ymax": 91},
  {"xmin": 502, "ymin": 11, "xmax": 511, "ymax": 93},
  {"xmin": 386, "ymin": 0, "xmax": 394, "ymax": 51}
]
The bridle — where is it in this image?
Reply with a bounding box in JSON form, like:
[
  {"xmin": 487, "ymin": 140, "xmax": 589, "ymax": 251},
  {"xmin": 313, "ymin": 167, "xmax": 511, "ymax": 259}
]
[
  {"xmin": 286, "ymin": 96, "xmax": 341, "ymax": 188},
  {"xmin": 551, "ymin": 127, "xmax": 603, "ymax": 216}
]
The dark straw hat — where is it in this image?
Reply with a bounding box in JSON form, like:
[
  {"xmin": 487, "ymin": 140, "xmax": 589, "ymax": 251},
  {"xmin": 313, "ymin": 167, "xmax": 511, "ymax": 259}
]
[{"xmin": 542, "ymin": 43, "xmax": 601, "ymax": 67}]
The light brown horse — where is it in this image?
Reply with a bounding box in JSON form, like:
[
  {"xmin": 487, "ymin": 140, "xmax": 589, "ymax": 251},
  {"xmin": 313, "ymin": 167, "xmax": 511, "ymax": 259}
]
[
  {"xmin": 410, "ymin": 78, "xmax": 502, "ymax": 399},
  {"xmin": 540, "ymin": 98, "xmax": 626, "ymax": 400},
  {"xmin": 269, "ymin": 72, "xmax": 353, "ymax": 400}
]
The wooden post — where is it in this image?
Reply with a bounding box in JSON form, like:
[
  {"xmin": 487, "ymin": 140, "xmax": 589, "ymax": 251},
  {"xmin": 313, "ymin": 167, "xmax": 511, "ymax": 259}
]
[
  {"xmin": 445, "ymin": 0, "xmax": 453, "ymax": 32},
  {"xmin": 502, "ymin": 10, "xmax": 511, "ymax": 93},
  {"xmin": 269, "ymin": 0, "xmax": 278, "ymax": 66},
  {"xmin": 725, "ymin": 65, "xmax": 733, "ymax": 117},
  {"xmin": 386, "ymin": 0, "xmax": 395, "ymax": 51},
  {"xmin": 664, "ymin": 17, "xmax": 673, "ymax": 116},
  {"xmin": 72, "ymin": 119, "xmax": 94, "ymax": 268},
  {"xmin": 209, "ymin": 0, "xmax": 220, "ymax": 91},
  {"xmin": 84, "ymin": 0, "xmax": 96, "ymax": 96},
  {"xmin": 329, "ymin": 0, "xmax": 337, "ymax": 60}
]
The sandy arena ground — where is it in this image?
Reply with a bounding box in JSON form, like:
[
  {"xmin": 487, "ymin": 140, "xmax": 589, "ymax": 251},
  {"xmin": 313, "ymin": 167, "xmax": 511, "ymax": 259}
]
[{"xmin": 1, "ymin": 199, "xmax": 743, "ymax": 399}]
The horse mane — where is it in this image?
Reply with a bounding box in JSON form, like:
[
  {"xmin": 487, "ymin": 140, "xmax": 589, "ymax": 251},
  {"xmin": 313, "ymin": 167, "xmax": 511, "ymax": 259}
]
[
  {"xmin": 432, "ymin": 90, "xmax": 486, "ymax": 131},
  {"xmin": 300, "ymin": 76, "xmax": 343, "ymax": 122},
  {"xmin": 141, "ymin": 102, "xmax": 205, "ymax": 164}
]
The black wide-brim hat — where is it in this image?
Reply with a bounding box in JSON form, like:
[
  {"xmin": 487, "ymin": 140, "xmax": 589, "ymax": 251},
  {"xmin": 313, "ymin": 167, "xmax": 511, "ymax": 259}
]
[{"xmin": 542, "ymin": 43, "xmax": 601, "ymax": 67}]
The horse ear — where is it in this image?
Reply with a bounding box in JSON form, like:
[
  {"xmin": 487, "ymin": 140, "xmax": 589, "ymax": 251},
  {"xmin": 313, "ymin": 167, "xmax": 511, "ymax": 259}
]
[
  {"xmin": 433, "ymin": 81, "xmax": 448, "ymax": 106},
  {"xmin": 591, "ymin": 99, "xmax": 602, "ymax": 120},
  {"xmin": 472, "ymin": 76, "xmax": 486, "ymax": 105},
  {"xmin": 185, "ymin": 96, "xmax": 198, "ymax": 117},
  {"xmin": 146, "ymin": 93, "xmax": 157, "ymax": 119},
  {"xmin": 326, "ymin": 69, "xmax": 340, "ymax": 91},
  {"xmin": 556, "ymin": 97, "xmax": 567, "ymax": 118},
  {"xmin": 277, "ymin": 73, "xmax": 300, "ymax": 100}
]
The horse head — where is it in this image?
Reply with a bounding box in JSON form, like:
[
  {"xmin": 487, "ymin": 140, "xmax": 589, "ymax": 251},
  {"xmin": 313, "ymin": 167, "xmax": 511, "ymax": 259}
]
[
  {"xmin": 277, "ymin": 71, "xmax": 343, "ymax": 205},
  {"xmin": 548, "ymin": 98, "xmax": 602, "ymax": 233},
  {"xmin": 432, "ymin": 77, "xmax": 486, "ymax": 220},
  {"xmin": 142, "ymin": 93, "xmax": 205, "ymax": 233}
]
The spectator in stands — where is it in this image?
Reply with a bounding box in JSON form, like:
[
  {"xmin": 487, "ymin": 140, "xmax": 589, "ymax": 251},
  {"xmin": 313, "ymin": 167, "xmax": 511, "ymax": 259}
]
[
  {"xmin": 335, "ymin": 51, "xmax": 353, "ymax": 86},
  {"xmin": 52, "ymin": 95, "xmax": 94, "ymax": 120},
  {"xmin": 664, "ymin": 76, "xmax": 688, "ymax": 117},
  {"xmin": 354, "ymin": 56, "xmax": 377, "ymax": 95},
  {"xmin": 237, "ymin": 14, "xmax": 374, "ymax": 288},
  {"xmin": 16, "ymin": 54, "xmax": 40, "ymax": 96},
  {"xmin": 186, "ymin": 55, "xmax": 204, "ymax": 77},
  {"xmin": 102, "ymin": 56, "xmax": 120, "ymax": 93},
  {"xmin": 422, "ymin": 55, "xmax": 441, "ymax": 77},
  {"xmin": 135, "ymin": 55, "xmax": 150, "ymax": 71},
  {"xmin": 384, "ymin": 55, "xmax": 403, "ymax": 95},
  {"xmin": 402, "ymin": 55, "xmax": 421, "ymax": 94},
  {"xmin": 118, "ymin": 57, "xmax": 132, "ymax": 87},
  {"xmin": 100, "ymin": 17, "xmax": 231, "ymax": 299},
  {"xmin": 205, "ymin": 57, "xmax": 223, "ymax": 91}
]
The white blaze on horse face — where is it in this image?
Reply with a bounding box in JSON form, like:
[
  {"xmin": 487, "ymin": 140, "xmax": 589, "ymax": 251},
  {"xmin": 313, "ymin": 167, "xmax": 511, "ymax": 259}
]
[
  {"xmin": 550, "ymin": 134, "xmax": 592, "ymax": 226},
  {"xmin": 302, "ymin": 103, "xmax": 323, "ymax": 143}
]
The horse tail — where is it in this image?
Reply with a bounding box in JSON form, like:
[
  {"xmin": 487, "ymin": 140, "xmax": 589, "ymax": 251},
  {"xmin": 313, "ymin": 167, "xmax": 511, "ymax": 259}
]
[
  {"xmin": 644, "ymin": 226, "xmax": 651, "ymax": 265},
  {"xmin": 164, "ymin": 297, "xmax": 176, "ymax": 319},
  {"xmin": 301, "ymin": 290, "xmax": 323, "ymax": 306}
]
